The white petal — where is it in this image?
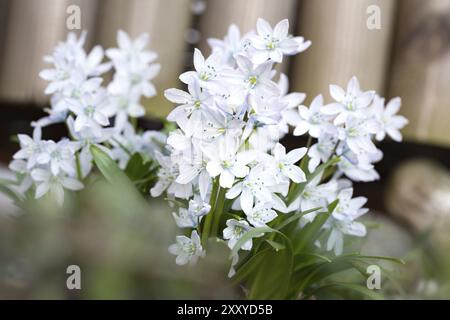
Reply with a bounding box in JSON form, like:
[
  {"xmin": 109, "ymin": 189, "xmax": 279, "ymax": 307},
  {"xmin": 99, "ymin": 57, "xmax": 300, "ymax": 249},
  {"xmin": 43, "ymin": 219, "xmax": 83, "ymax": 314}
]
[
  {"xmin": 273, "ymin": 19, "xmax": 289, "ymax": 39},
  {"xmin": 226, "ymin": 182, "xmax": 242, "ymax": 199},
  {"xmin": 240, "ymin": 188, "xmax": 254, "ymax": 214},
  {"xmin": 329, "ymin": 85, "xmax": 345, "ymax": 102},
  {"xmin": 219, "ymin": 170, "xmax": 234, "ymax": 188},
  {"xmin": 206, "ymin": 161, "xmax": 222, "ymax": 177},
  {"xmin": 256, "ymin": 18, "xmax": 273, "ymax": 37},
  {"xmin": 164, "ymin": 88, "xmax": 190, "ymax": 104},
  {"xmin": 282, "ymin": 165, "xmax": 306, "ymax": 183},
  {"xmin": 285, "ymin": 147, "xmax": 307, "ymax": 164},
  {"xmin": 61, "ymin": 177, "xmax": 84, "ymax": 191},
  {"xmin": 35, "ymin": 182, "xmax": 50, "ymax": 199}
]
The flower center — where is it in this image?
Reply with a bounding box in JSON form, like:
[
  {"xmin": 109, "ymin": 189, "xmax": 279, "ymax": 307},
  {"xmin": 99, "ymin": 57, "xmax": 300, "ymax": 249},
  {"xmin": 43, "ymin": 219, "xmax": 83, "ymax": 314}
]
[{"xmin": 248, "ymin": 75, "xmax": 258, "ymax": 88}]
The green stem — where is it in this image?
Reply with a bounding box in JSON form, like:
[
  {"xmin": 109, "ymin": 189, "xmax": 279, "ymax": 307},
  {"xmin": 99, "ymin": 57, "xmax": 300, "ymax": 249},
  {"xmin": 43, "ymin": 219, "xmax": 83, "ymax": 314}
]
[
  {"xmin": 211, "ymin": 187, "xmax": 226, "ymax": 237},
  {"xmin": 130, "ymin": 117, "xmax": 138, "ymax": 131},
  {"xmin": 75, "ymin": 152, "xmax": 83, "ymax": 181},
  {"xmin": 201, "ymin": 178, "xmax": 219, "ymax": 246}
]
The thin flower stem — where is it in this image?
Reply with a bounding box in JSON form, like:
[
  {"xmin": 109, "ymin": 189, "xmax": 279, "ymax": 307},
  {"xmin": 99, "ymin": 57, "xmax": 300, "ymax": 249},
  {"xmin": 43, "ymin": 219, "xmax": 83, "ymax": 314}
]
[
  {"xmin": 130, "ymin": 116, "xmax": 138, "ymax": 131},
  {"xmin": 111, "ymin": 137, "xmax": 133, "ymax": 156},
  {"xmin": 201, "ymin": 178, "xmax": 219, "ymax": 246},
  {"xmin": 211, "ymin": 187, "xmax": 226, "ymax": 237},
  {"xmin": 299, "ymin": 135, "xmax": 313, "ymax": 171},
  {"xmin": 75, "ymin": 152, "xmax": 82, "ymax": 181}
]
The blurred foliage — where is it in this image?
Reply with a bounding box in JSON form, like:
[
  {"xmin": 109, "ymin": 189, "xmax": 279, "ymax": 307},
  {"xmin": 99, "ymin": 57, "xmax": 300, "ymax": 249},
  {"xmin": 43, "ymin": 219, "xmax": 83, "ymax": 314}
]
[{"xmin": 0, "ymin": 173, "xmax": 237, "ymax": 299}]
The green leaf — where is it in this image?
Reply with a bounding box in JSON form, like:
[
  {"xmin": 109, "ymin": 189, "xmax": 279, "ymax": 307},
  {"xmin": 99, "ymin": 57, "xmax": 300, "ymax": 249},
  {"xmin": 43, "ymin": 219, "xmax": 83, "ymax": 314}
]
[
  {"xmin": 265, "ymin": 239, "xmax": 285, "ymax": 251},
  {"xmin": 231, "ymin": 248, "xmax": 271, "ymax": 286},
  {"xmin": 232, "ymin": 228, "xmax": 295, "ymax": 299},
  {"xmin": 229, "ymin": 227, "xmax": 272, "ymax": 258},
  {"xmin": 292, "ymin": 200, "xmax": 338, "ymax": 254},
  {"xmin": 294, "ymin": 252, "xmax": 332, "ymax": 271},
  {"xmin": 90, "ymin": 145, "xmax": 147, "ymax": 211},
  {"xmin": 290, "ymin": 258, "xmax": 355, "ymax": 296},
  {"xmin": 304, "ymin": 282, "xmax": 384, "ymax": 300},
  {"xmin": 348, "ymin": 253, "xmax": 405, "ymax": 265},
  {"xmin": 91, "ymin": 145, "xmax": 129, "ymax": 184},
  {"xmin": 0, "ymin": 178, "xmax": 18, "ymax": 186},
  {"xmin": 0, "ymin": 185, "xmax": 22, "ymax": 204},
  {"xmin": 286, "ymin": 156, "xmax": 340, "ymax": 205},
  {"xmin": 124, "ymin": 153, "xmax": 152, "ymax": 181},
  {"xmin": 275, "ymin": 206, "xmax": 321, "ymax": 230},
  {"xmin": 247, "ymin": 246, "xmax": 293, "ymax": 299}
]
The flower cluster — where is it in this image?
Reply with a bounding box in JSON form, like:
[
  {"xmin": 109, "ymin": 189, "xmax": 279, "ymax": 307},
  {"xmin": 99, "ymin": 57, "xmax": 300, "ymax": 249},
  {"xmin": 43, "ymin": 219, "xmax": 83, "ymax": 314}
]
[
  {"xmin": 9, "ymin": 31, "xmax": 165, "ymax": 205},
  {"xmin": 156, "ymin": 18, "xmax": 408, "ymax": 268}
]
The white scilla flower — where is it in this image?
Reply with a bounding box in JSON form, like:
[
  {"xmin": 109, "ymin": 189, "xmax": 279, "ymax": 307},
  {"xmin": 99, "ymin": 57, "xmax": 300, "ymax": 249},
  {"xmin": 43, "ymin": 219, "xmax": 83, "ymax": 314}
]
[
  {"xmin": 251, "ymin": 18, "xmax": 311, "ymax": 64},
  {"xmin": 223, "ymin": 219, "xmax": 254, "ymax": 251},
  {"xmin": 168, "ymin": 230, "xmax": 205, "ymax": 265}
]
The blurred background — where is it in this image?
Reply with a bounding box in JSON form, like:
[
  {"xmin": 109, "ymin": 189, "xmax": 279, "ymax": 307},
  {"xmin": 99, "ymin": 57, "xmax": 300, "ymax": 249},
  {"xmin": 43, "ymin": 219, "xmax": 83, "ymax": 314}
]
[{"xmin": 0, "ymin": 0, "xmax": 449, "ymax": 299}]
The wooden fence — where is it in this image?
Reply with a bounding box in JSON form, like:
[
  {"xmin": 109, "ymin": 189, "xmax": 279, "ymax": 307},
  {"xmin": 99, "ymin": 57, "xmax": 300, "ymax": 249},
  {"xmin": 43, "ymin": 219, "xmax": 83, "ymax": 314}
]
[{"xmin": 0, "ymin": 0, "xmax": 449, "ymax": 147}]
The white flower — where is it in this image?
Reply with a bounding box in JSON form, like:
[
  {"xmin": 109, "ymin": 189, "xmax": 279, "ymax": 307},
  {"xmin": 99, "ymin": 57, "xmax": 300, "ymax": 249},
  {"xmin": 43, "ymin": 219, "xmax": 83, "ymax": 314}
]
[
  {"xmin": 40, "ymin": 31, "xmax": 110, "ymax": 95},
  {"xmin": 67, "ymin": 91, "xmax": 112, "ymax": 137},
  {"xmin": 223, "ymin": 219, "xmax": 253, "ymax": 250},
  {"xmin": 292, "ymin": 94, "xmax": 335, "ymax": 138},
  {"xmin": 106, "ymin": 30, "xmax": 157, "ymax": 70},
  {"xmin": 175, "ymin": 143, "xmax": 211, "ymax": 200},
  {"xmin": 288, "ymin": 175, "xmax": 337, "ymax": 216},
  {"xmin": 200, "ymin": 108, "xmax": 245, "ymax": 142},
  {"xmin": 107, "ymin": 85, "xmax": 146, "ymax": 131},
  {"xmin": 9, "ymin": 160, "xmax": 33, "ymax": 193},
  {"xmin": 203, "ymin": 136, "xmax": 254, "ymax": 188},
  {"xmin": 180, "ymin": 48, "xmax": 226, "ymax": 93},
  {"xmin": 172, "ymin": 197, "xmax": 211, "ymax": 228},
  {"xmin": 308, "ymin": 133, "xmax": 338, "ymax": 172},
  {"xmin": 371, "ymin": 95, "xmax": 408, "ymax": 142},
  {"xmin": 322, "ymin": 76, "xmax": 375, "ymax": 125},
  {"xmin": 337, "ymin": 149, "xmax": 380, "ymax": 182},
  {"xmin": 247, "ymin": 95, "xmax": 286, "ymax": 126},
  {"xmin": 224, "ymin": 55, "xmax": 279, "ymax": 98},
  {"xmin": 31, "ymin": 168, "xmax": 83, "ymax": 206},
  {"xmin": 337, "ymin": 118, "xmax": 379, "ymax": 155},
  {"xmin": 168, "ymin": 230, "xmax": 205, "ymax": 265},
  {"xmin": 246, "ymin": 202, "xmax": 277, "ymax": 227},
  {"xmin": 13, "ymin": 127, "xmax": 44, "ymax": 170},
  {"xmin": 165, "ymin": 77, "xmax": 213, "ymax": 122},
  {"xmin": 172, "ymin": 208, "xmax": 198, "ymax": 228},
  {"xmin": 325, "ymin": 216, "xmax": 367, "ymax": 256},
  {"xmin": 225, "ymin": 164, "xmax": 274, "ymax": 214},
  {"xmin": 251, "ymin": 18, "xmax": 311, "ymax": 64},
  {"xmin": 332, "ymin": 188, "xmax": 368, "ymax": 221},
  {"xmin": 36, "ymin": 139, "xmax": 80, "ymax": 176},
  {"xmin": 166, "ymin": 113, "xmax": 201, "ymax": 154},
  {"xmin": 150, "ymin": 152, "xmax": 192, "ymax": 199},
  {"xmin": 106, "ymin": 31, "xmax": 160, "ymax": 99},
  {"xmin": 271, "ymin": 143, "xmax": 307, "ymax": 183},
  {"xmin": 208, "ymin": 24, "xmax": 252, "ymax": 65},
  {"xmin": 110, "ymin": 62, "xmax": 160, "ymax": 99}
]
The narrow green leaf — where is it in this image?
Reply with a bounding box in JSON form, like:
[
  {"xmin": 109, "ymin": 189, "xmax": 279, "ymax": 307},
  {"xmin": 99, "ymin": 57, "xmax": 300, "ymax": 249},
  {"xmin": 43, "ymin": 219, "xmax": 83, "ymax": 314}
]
[
  {"xmin": 231, "ymin": 248, "xmax": 270, "ymax": 285},
  {"xmin": 0, "ymin": 185, "xmax": 22, "ymax": 203},
  {"xmin": 276, "ymin": 206, "xmax": 321, "ymax": 230},
  {"xmin": 265, "ymin": 239, "xmax": 285, "ymax": 251},
  {"xmin": 304, "ymin": 282, "xmax": 384, "ymax": 300},
  {"xmin": 90, "ymin": 145, "xmax": 147, "ymax": 211},
  {"xmin": 230, "ymin": 227, "xmax": 272, "ymax": 258},
  {"xmin": 124, "ymin": 153, "xmax": 155, "ymax": 182}
]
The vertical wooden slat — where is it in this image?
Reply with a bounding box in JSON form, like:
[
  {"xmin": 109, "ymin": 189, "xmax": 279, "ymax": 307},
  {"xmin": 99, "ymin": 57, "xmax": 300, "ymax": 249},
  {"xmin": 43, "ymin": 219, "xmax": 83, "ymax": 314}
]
[
  {"xmin": 95, "ymin": 0, "xmax": 192, "ymax": 119},
  {"xmin": 0, "ymin": 0, "xmax": 98, "ymax": 105},
  {"xmin": 388, "ymin": 0, "xmax": 450, "ymax": 147},
  {"xmin": 0, "ymin": 0, "xmax": 10, "ymax": 66},
  {"xmin": 292, "ymin": 0, "xmax": 397, "ymax": 103},
  {"xmin": 198, "ymin": 0, "xmax": 298, "ymax": 71}
]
